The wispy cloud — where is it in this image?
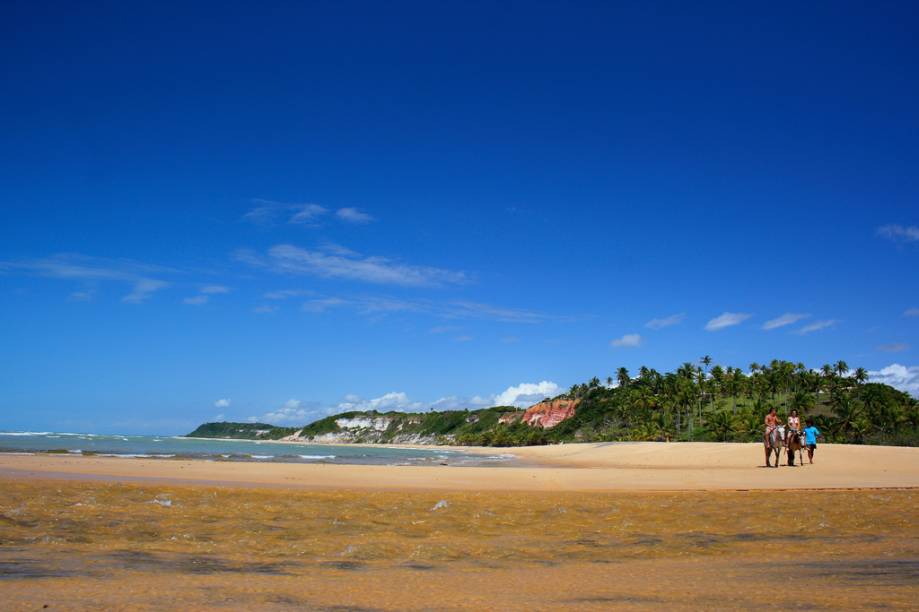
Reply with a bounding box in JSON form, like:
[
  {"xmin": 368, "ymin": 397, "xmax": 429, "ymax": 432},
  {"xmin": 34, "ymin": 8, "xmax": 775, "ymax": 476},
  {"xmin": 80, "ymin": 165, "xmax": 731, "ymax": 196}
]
[
  {"xmin": 705, "ymin": 312, "xmax": 751, "ymax": 332},
  {"xmin": 245, "ymin": 200, "xmax": 376, "ymax": 227},
  {"xmin": 337, "ymin": 392, "xmax": 423, "ymax": 413},
  {"xmin": 214, "ymin": 398, "xmax": 230, "ymax": 408},
  {"xmin": 257, "ymin": 399, "xmax": 321, "ymax": 424},
  {"xmin": 878, "ymin": 343, "xmax": 910, "ymax": 353},
  {"xmin": 183, "ymin": 284, "xmax": 231, "ymax": 305},
  {"xmin": 336, "ymin": 207, "xmax": 374, "ymax": 224},
  {"xmin": 244, "ymin": 200, "xmax": 329, "ymax": 226},
  {"xmin": 645, "ymin": 313, "xmax": 684, "ymax": 330},
  {"xmin": 868, "ymin": 364, "xmax": 919, "ymax": 397},
  {"xmin": 797, "ymin": 319, "xmax": 839, "ymax": 335},
  {"xmin": 762, "ymin": 312, "xmax": 810, "ymax": 331},
  {"xmin": 0, "ymin": 254, "xmax": 172, "ymax": 304},
  {"xmin": 877, "ymin": 224, "xmax": 919, "ymax": 243},
  {"xmin": 263, "ymin": 289, "xmax": 316, "ymax": 300},
  {"xmin": 293, "ymin": 294, "xmax": 556, "ymax": 324},
  {"xmin": 904, "ymin": 308, "xmax": 919, "ymax": 318},
  {"xmin": 238, "ymin": 243, "xmax": 470, "ymax": 288},
  {"xmin": 253, "ymin": 305, "xmax": 278, "ymax": 314},
  {"xmin": 610, "ymin": 333, "xmax": 642, "ymax": 348}
]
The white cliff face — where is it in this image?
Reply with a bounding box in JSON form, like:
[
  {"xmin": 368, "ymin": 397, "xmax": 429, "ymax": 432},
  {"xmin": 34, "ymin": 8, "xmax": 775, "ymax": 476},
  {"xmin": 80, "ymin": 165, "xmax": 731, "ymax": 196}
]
[{"xmin": 335, "ymin": 417, "xmax": 391, "ymax": 431}]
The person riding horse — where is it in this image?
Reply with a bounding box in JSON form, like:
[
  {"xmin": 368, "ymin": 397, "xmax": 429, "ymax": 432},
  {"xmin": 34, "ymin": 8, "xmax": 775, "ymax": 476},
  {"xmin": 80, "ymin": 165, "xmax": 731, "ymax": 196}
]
[{"xmin": 764, "ymin": 407, "xmax": 782, "ymax": 467}]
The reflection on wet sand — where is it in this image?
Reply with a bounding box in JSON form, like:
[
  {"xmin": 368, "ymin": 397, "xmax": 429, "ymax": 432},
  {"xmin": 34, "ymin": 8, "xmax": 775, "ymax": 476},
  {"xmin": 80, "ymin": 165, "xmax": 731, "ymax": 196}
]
[{"xmin": 1, "ymin": 480, "xmax": 917, "ymax": 609}]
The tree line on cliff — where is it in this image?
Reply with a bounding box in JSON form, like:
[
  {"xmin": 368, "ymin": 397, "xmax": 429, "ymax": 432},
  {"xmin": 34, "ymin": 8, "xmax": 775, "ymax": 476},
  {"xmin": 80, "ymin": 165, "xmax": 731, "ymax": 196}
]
[{"xmin": 188, "ymin": 359, "xmax": 919, "ymax": 447}]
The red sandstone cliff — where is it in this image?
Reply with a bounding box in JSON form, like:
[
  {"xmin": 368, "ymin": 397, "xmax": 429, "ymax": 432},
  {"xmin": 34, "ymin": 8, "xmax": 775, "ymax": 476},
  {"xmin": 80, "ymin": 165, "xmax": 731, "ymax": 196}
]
[{"xmin": 521, "ymin": 398, "xmax": 579, "ymax": 429}]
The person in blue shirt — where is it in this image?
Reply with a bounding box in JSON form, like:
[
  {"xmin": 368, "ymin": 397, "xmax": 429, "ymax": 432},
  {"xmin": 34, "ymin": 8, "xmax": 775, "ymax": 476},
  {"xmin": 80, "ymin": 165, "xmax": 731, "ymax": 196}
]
[{"xmin": 803, "ymin": 418, "xmax": 822, "ymax": 464}]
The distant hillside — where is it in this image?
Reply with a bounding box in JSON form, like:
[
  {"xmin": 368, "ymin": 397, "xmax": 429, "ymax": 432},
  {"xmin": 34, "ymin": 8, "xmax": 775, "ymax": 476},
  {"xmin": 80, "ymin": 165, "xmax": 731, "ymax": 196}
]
[
  {"xmin": 186, "ymin": 421, "xmax": 298, "ymax": 440},
  {"xmin": 187, "ymin": 359, "xmax": 919, "ymax": 447}
]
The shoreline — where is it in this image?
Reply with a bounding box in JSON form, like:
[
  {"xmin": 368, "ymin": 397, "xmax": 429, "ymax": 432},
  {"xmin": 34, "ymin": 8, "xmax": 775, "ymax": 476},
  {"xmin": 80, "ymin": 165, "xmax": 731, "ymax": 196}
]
[{"xmin": 2, "ymin": 441, "xmax": 917, "ymax": 492}]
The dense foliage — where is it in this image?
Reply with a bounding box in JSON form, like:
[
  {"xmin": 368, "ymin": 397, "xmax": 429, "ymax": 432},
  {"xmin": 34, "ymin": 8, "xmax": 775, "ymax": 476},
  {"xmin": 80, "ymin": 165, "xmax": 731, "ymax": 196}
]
[
  {"xmin": 186, "ymin": 421, "xmax": 297, "ymax": 440},
  {"xmin": 531, "ymin": 359, "xmax": 918, "ymax": 447},
  {"xmin": 188, "ymin": 359, "xmax": 918, "ymax": 447}
]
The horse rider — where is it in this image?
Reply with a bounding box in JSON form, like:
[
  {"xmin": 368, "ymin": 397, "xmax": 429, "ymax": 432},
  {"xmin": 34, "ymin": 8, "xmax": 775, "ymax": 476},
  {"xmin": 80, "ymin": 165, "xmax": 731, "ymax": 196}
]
[
  {"xmin": 785, "ymin": 409, "xmax": 801, "ymax": 447},
  {"xmin": 764, "ymin": 407, "xmax": 780, "ymax": 444}
]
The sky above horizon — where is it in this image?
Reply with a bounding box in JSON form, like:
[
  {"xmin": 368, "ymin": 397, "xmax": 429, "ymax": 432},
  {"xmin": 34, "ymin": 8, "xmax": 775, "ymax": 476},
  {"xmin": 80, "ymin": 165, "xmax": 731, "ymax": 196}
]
[{"xmin": 2, "ymin": 1, "xmax": 918, "ymax": 434}]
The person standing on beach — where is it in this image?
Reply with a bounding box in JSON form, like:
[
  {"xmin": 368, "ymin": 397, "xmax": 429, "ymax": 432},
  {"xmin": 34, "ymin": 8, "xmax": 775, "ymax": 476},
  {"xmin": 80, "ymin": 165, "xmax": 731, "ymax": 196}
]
[{"xmin": 803, "ymin": 418, "xmax": 822, "ymax": 464}]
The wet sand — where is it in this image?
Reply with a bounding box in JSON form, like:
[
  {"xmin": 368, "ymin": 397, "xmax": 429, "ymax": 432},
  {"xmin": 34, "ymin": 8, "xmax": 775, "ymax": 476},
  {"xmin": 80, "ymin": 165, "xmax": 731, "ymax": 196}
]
[
  {"xmin": 1, "ymin": 443, "xmax": 918, "ymax": 609},
  {"xmin": 1, "ymin": 441, "xmax": 918, "ymax": 491}
]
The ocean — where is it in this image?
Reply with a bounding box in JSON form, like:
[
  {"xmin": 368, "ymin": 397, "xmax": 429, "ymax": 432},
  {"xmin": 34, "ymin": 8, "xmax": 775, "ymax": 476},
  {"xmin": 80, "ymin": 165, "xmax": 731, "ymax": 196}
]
[{"xmin": 0, "ymin": 431, "xmax": 514, "ymax": 466}]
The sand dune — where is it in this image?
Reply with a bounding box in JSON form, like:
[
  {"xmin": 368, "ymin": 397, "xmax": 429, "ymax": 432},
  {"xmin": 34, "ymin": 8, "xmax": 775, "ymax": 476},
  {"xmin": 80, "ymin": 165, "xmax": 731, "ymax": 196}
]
[{"xmin": 1, "ymin": 442, "xmax": 917, "ymax": 491}]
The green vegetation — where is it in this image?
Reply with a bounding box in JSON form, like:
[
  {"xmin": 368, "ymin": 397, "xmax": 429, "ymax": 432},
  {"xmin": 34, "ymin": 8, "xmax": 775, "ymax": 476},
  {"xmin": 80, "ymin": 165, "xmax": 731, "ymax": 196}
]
[
  {"xmin": 187, "ymin": 359, "xmax": 919, "ymax": 447},
  {"xmin": 185, "ymin": 421, "xmax": 298, "ymax": 440}
]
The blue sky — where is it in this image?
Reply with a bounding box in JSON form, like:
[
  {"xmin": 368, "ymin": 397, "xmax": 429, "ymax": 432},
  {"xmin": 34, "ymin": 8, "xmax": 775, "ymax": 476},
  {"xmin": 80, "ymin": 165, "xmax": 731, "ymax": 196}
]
[{"xmin": 1, "ymin": 1, "xmax": 917, "ymax": 433}]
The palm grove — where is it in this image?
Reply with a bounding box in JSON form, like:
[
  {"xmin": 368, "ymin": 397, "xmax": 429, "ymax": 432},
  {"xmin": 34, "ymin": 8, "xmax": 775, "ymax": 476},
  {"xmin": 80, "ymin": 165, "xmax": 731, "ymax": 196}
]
[{"xmin": 535, "ymin": 358, "xmax": 918, "ymax": 448}]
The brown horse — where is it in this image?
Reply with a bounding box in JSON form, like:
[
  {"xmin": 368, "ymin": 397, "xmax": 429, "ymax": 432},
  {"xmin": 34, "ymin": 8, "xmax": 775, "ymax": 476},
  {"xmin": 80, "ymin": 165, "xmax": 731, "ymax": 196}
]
[
  {"xmin": 764, "ymin": 425, "xmax": 784, "ymax": 468},
  {"xmin": 786, "ymin": 428, "xmax": 804, "ymax": 466}
]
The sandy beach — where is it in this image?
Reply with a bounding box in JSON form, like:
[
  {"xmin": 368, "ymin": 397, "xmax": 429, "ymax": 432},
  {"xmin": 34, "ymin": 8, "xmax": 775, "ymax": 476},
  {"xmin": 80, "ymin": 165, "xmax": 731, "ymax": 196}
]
[
  {"xmin": 2, "ymin": 443, "xmax": 918, "ymax": 610},
  {"xmin": 2, "ymin": 441, "xmax": 918, "ymax": 491}
]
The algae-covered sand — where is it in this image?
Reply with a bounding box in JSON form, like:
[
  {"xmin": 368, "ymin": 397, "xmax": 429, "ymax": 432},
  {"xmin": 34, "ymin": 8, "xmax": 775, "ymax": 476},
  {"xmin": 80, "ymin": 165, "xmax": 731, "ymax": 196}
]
[{"xmin": 1, "ymin": 481, "xmax": 917, "ymax": 610}]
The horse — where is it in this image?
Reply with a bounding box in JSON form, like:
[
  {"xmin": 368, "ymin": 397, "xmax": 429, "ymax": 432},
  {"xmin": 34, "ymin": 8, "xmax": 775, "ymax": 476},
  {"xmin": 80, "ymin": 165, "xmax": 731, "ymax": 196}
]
[
  {"xmin": 764, "ymin": 425, "xmax": 784, "ymax": 468},
  {"xmin": 786, "ymin": 427, "xmax": 804, "ymax": 466}
]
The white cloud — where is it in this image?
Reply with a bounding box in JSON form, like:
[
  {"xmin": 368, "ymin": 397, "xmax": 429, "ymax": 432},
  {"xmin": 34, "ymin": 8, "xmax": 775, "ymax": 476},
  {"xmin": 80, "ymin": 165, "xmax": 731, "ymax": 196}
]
[
  {"xmin": 444, "ymin": 301, "xmax": 551, "ymax": 323},
  {"xmin": 337, "ymin": 392, "xmax": 424, "ymax": 413},
  {"xmin": 336, "ymin": 207, "xmax": 374, "ymax": 224},
  {"xmin": 611, "ymin": 333, "xmax": 642, "ymax": 348},
  {"xmin": 904, "ymin": 308, "xmax": 919, "ymax": 317},
  {"xmin": 0, "ymin": 254, "xmax": 173, "ymax": 304},
  {"xmin": 289, "ymin": 204, "xmax": 329, "ymax": 225},
  {"xmin": 705, "ymin": 312, "xmax": 751, "ymax": 331},
  {"xmin": 122, "ymin": 279, "xmax": 169, "ymax": 304},
  {"xmin": 214, "ymin": 398, "xmax": 230, "ymax": 408},
  {"xmin": 429, "ymin": 395, "xmax": 492, "ymax": 410},
  {"xmin": 183, "ymin": 295, "xmax": 209, "ymax": 305},
  {"xmin": 763, "ymin": 312, "xmax": 809, "ymax": 330},
  {"xmin": 263, "ymin": 289, "xmax": 315, "ymax": 300},
  {"xmin": 454, "ymin": 335, "xmax": 473, "ymax": 342},
  {"xmin": 493, "ymin": 381, "xmax": 560, "ymax": 407},
  {"xmin": 253, "ymin": 304, "xmax": 277, "ymax": 314},
  {"xmin": 878, "ymin": 343, "xmax": 910, "ymax": 353},
  {"xmin": 261, "ymin": 399, "xmax": 312, "ymax": 424},
  {"xmin": 214, "ymin": 413, "xmax": 225, "ymax": 421},
  {"xmin": 302, "ymin": 297, "xmax": 349, "ymax": 313},
  {"xmin": 243, "ymin": 243, "xmax": 469, "ymax": 287},
  {"xmin": 797, "ymin": 319, "xmax": 839, "ymax": 335},
  {"xmin": 645, "ymin": 313, "xmax": 685, "ymax": 329},
  {"xmin": 868, "ymin": 364, "xmax": 919, "ymax": 397},
  {"xmin": 244, "ymin": 200, "xmax": 328, "ymax": 226},
  {"xmin": 293, "ymin": 294, "xmax": 555, "ymax": 324},
  {"xmin": 877, "ymin": 224, "xmax": 919, "ymax": 243}
]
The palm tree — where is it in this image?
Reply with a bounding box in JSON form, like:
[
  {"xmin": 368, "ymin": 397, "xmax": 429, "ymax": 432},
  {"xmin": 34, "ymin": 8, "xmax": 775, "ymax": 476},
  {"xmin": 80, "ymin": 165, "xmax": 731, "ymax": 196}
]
[
  {"xmin": 853, "ymin": 367, "xmax": 868, "ymax": 386},
  {"xmin": 835, "ymin": 360, "xmax": 849, "ymax": 379},
  {"xmin": 606, "ymin": 376, "xmax": 613, "ymax": 387},
  {"xmin": 617, "ymin": 367, "xmax": 630, "ymax": 389}
]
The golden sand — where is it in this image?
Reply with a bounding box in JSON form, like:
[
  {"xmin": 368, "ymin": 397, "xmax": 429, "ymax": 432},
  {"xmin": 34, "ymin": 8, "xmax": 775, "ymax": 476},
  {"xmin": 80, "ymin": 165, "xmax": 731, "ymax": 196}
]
[{"xmin": 2, "ymin": 441, "xmax": 919, "ymax": 491}]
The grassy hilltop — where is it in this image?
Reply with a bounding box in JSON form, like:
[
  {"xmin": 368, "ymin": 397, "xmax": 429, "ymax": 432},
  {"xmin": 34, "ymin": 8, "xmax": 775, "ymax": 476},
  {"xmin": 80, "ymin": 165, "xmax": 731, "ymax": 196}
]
[{"xmin": 188, "ymin": 359, "xmax": 919, "ymax": 447}]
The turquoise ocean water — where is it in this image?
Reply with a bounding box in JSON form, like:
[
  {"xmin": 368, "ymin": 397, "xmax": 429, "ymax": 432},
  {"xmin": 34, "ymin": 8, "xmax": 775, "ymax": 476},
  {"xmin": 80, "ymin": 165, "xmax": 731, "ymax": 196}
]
[{"xmin": 0, "ymin": 431, "xmax": 513, "ymax": 466}]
